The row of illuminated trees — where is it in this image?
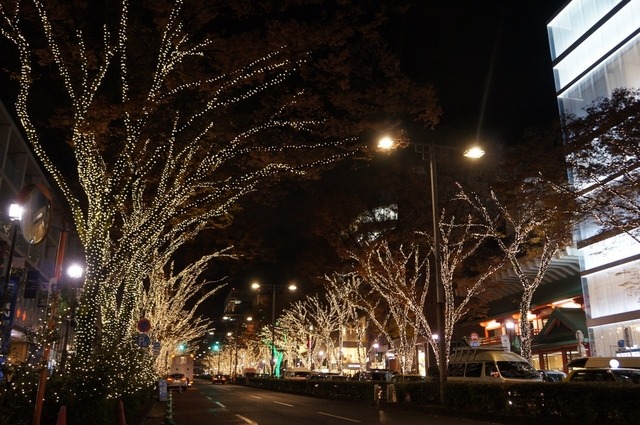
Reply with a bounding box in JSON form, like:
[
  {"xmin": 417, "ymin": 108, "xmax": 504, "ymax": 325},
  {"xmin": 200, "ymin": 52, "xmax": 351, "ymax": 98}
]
[
  {"xmin": 199, "ymin": 85, "xmax": 640, "ymax": 377},
  {"xmin": 0, "ymin": 0, "xmax": 638, "ymax": 420}
]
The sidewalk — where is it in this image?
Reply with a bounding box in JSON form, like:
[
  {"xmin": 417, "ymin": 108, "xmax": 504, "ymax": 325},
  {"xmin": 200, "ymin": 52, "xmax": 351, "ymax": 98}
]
[{"xmin": 140, "ymin": 398, "xmax": 167, "ymax": 425}]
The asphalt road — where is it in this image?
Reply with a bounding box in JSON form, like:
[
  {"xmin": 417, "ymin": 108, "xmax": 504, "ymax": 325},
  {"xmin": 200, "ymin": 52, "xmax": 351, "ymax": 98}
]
[{"xmin": 165, "ymin": 380, "xmax": 503, "ymax": 425}]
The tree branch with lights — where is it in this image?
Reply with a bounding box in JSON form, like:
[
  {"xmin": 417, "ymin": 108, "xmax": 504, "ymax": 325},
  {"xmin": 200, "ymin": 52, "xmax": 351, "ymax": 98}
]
[
  {"xmin": 0, "ymin": 0, "xmax": 356, "ymax": 394},
  {"xmin": 456, "ymin": 182, "xmax": 574, "ymax": 361},
  {"xmin": 351, "ymin": 242, "xmax": 426, "ymax": 373},
  {"xmin": 0, "ymin": 1, "xmax": 444, "ymax": 410},
  {"xmin": 323, "ymin": 273, "xmax": 372, "ymax": 370},
  {"xmin": 142, "ymin": 251, "xmax": 229, "ymax": 379}
]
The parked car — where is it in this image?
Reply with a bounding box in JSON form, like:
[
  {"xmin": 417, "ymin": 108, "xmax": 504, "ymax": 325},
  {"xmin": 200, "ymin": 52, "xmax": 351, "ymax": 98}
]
[
  {"xmin": 538, "ymin": 370, "xmax": 566, "ymax": 382},
  {"xmin": 283, "ymin": 367, "xmax": 312, "ymax": 380},
  {"xmin": 166, "ymin": 373, "xmax": 188, "ymax": 390},
  {"xmin": 567, "ymin": 356, "xmax": 640, "ymax": 371},
  {"xmin": 307, "ymin": 372, "xmax": 349, "ymax": 381},
  {"xmin": 565, "ymin": 367, "xmax": 640, "ymax": 383},
  {"xmin": 211, "ymin": 373, "xmax": 227, "ymax": 384},
  {"xmin": 308, "ymin": 372, "xmax": 331, "ymax": 380},
  {"xmin": 354, "ymin": 369, "xmax": 394, "ymax": 382},
  {"xmin": 391, "ymin": 374, "xmax": 426, "ymax": 383}
]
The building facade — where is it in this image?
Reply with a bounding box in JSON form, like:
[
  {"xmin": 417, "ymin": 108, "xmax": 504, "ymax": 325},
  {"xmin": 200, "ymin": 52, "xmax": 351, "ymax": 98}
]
[
  {"xmin": 0, "ymin": 101, "xmax": 80, "ymax": 372},
  {"xmin": 548, "ymin": 0, "xmax": 640, "ymax": 356}
]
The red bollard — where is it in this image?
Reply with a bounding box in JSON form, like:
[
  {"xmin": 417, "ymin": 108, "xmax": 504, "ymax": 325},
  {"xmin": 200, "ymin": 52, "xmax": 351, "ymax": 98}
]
[
  {"xmin": 56, "ymin": 406, "xmax": 67, "ymax": 425},
  {"xmin": 118, "ymin": 399, "xmax": 127, "ymax": 425}
]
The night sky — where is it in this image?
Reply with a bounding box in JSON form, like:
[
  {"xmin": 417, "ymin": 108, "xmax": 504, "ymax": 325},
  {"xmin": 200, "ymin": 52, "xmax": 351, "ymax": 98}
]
[{"xmin": 394, "ymin": 1, "xmax": 567, "ymax": 146}]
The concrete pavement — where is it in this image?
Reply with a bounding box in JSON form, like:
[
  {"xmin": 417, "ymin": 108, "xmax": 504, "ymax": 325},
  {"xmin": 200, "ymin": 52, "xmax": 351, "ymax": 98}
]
[{"xmin": 141, "ymin": 398, "xmax": 167, "ymax": 425}]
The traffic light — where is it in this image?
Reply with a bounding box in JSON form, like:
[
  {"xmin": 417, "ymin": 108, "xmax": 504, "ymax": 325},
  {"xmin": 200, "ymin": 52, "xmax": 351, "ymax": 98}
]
[
  {"xmin": 211, "ymin": 341, "xmax": 220, "ymax": 352},
  {"xmin": 178, "ymin": 343, "xmax": 186, "ymax": 352}
]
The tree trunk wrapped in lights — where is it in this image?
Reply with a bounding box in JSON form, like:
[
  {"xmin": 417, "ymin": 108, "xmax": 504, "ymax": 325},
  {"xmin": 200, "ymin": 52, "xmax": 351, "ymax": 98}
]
[
  {"xmin": 0, "ymin": 1, "xmax": 442, "ymax": 401},
  {"xmin": 143, "ymin": 251, "xmax": 228, "ymax": 377},
  {"xmin": 457, "ymin": 184, "xmax": 574, "ymax": 362},
  {"xmin": 324, "ymin": 273, "xmax": 371, "ymax": 370},
  {"xmin": 352, "ymin": 211, "xmax": 503, "ymax": 371},
  {"xmin": 279, "ymin": 304, "xmax": 315, "ymax": 369},
  {"xmin": 281, "ymin": 295, "xmax": 340, "ymax": 370},
  {"xmin": 352, "ymin": 242, "xmax": 424, "ymax": 373}
]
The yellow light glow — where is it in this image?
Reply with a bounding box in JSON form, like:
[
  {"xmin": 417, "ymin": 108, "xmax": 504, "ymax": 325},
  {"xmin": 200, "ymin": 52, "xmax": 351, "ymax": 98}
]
[
  {"xmin": 377, "ymin": 136, "xmax": 394, "ymax": 150},
  {"xmin": 552, "ymin": 299, "xmax": 582, "ymax": 308},
  {"xmin": 482, "ymin": 320, "xmax": 500, "ymax": 330},
  {"xmin": 463, "ymin": 146, "xmax": 485, "ymax": 158}
]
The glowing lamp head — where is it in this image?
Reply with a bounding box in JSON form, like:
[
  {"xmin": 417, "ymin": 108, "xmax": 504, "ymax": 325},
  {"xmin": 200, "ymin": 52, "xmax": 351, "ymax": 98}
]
[
  {"xmin": 67, "ymin": 264, "xmax": 84, "ymax": 279},
  {"xmin": 463, "ymin": 146, "xmax": 485, "ymax": 158},
  {"xmin": 377, "ymin": 136, "xmax": 395, "ymax": 150},
  {"xmin": 9, "ymin": 203, "xmax": 22, "ymax": 221}
]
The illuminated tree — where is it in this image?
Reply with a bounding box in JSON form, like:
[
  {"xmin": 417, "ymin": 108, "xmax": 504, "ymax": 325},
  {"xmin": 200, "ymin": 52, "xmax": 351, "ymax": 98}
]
[
  {"xmin": 0, "ymin": 0, "xmax": 351, "ymax": 389},
  {"xmin": 323, "ymin": 273, "xmax": 371, "ymax": 370},
  {"xmin": 457, "ymin": 183, "xmax": 574, "ymax": 361},
  {"xmin": 254, "ymin": 322, "xmax": 296, "ymax": 376},
  {"xmin": 350, "ymin": 204, "xmax": 504, "ymax": 370},
  {"xmin": 242, "ymin": 338, "xmax": 269, "ymax": 371},
  {"xmin": 283, "ymin": 295, "xmax": 341, "ymax": 370},
  {"xmin": 0, "ymin": 1, "xmax": 441, "ymax": 403},
  {"xmin": 279, "ymin": 306, "xmax": 314, "ymax": 369},
  {"xmin": 427, "ymin": 204, "xmax": 506, "ymax": 366},
  {"xmin": 143, "ymin": 251, "xmax": 228, "ymax": 377},
  {"xmin": 351, "ymin": 242, "xmax": 425, "ymax": 373}
]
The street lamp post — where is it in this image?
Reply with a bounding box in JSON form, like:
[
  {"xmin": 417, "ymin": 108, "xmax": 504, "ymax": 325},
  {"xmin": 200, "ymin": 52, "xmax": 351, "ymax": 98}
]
[
  {"xmin": 59, "ymin": 264, "xmax": 84, "ymax": 372},
  {"xmin": 0, "ymin": 203, "xmax": 22, "ymax": 362},
  {"xmin": 251, "ymin": 281, "xmax": 296, "ymax": 377},
  {"xmin": 223, "ymin": 315, "xmax": 252, "ymax": 379},
  {"xmin": 378, "ymin": 137, "xmax": 484, "ymax": 403},
  {"xmin": 427, "ymin": 143, "xmax": 449, "ymax": 403}
]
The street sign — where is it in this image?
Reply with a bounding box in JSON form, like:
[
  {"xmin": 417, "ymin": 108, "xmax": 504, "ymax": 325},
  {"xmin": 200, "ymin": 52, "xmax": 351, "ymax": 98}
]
[
  {"xmin": 137, "ymin": 317, "xmax": 151, "ymax": 333},
  {"xmin": 470, "ymin": 332, "xmax": 480, "ymax": 347},
  {"xmin": 136, "ymin": 333, "xmax": 150, "ymax": 348},
  {"xmin": 501, "ymin": 334, "xmax": 511, "ymax": 352},
  {"xmin": 152, "ymin": 341, "xmax": 161, "ymax": 355},
  {"xmin": 158, "ymin": 379, "xmax": 168, "ymax": 402}
]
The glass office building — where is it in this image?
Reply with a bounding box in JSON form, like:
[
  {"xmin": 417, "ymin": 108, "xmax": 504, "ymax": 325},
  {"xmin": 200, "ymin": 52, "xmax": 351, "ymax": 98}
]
[{"xmin": 548, "ymin": 0, "xmax": 640, "ymax": 356}]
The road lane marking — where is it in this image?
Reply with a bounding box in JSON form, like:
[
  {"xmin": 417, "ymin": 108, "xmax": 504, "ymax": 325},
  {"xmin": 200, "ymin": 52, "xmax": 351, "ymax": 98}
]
[
  {"xmin": 236, "ymin": 414, "xmax": 258, "ymax": 425},
  {"xmin": 317, "ymin": 412, "xmax": 361, "ymax": 423},
  {"xmin": 215, "ymin": 401, "xmax": 225, "ymax": 408},
  {"xmin": 250, "ymin": 395, "xmax": 262, "ymax": 399},
  {"xmin": 273, "ymin": 401, "xmax": 294, "ymax": 407}
]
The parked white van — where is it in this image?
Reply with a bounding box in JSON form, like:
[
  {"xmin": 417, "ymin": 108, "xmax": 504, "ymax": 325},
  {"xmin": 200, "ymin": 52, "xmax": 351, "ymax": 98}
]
[{"xmin": 446, "ymin": 348, "xmax": 542, "ymax": 382}]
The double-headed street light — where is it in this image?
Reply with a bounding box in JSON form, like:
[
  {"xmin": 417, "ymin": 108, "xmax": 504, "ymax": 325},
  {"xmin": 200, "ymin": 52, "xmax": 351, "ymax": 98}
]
[
  {"xmin": 251, "ymin": 281, "xmax": 296, "ymax": 377},
  {"xmin": 378, "ymin": 136, "xmax": 484, "ymax": 403}
]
